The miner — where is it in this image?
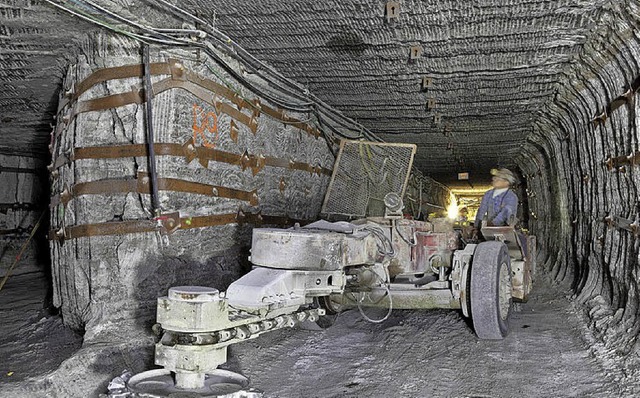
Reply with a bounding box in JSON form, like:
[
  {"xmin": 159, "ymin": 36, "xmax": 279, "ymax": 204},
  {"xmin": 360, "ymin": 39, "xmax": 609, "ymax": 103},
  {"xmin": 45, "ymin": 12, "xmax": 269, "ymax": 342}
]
[{"xmin": 474, "ymin": 168, "xmax": 518, "ymax": 227}]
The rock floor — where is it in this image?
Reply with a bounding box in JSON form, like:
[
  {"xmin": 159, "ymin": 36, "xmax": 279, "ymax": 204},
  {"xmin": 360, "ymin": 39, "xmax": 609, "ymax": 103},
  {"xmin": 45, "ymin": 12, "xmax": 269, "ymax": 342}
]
[
  {"xmin": 0, "ymin": 272, "xmax": 82, "ymax": 387},
  {"xmin": 228, "ymin": 274, "xmax": 633, "ymax": 398},
  {"xmin": 0, "ymin": 270, "xmax": 637, "ymax": 397}
]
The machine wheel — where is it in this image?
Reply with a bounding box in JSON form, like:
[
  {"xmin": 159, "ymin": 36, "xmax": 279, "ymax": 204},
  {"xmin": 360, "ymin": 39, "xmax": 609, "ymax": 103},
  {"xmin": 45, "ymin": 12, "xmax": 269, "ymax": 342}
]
[
  {"xmin": 126, "ymin": 369, "xmax": 253, "ymax": 397},
  {"xmin": 470, "ymin": 241, "xmax": 512, "ymax": 339}
]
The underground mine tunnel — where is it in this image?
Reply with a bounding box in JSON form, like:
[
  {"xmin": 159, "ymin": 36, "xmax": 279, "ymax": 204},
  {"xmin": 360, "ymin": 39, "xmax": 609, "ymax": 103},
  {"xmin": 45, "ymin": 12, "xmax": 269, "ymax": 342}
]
[{"xmin": 1, "ymin": 0, "xmax": 640, "ymax": 397}]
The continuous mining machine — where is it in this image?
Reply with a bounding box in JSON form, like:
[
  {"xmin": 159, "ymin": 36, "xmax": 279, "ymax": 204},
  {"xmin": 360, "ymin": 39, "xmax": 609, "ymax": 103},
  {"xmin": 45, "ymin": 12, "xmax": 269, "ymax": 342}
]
[{"xmin": 120, "ymin": 140, "xmax": 535, "ymax": 397}]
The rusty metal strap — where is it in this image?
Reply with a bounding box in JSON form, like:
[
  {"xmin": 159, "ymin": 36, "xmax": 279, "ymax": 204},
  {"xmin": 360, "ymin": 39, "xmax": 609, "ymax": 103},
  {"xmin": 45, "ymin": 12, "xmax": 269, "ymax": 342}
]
[
  {"xmin": 59, "ymin": 59, "xmax": 245, "ymax": 115},
  {"xmin": 61, "ymin": 63, "xmax": 254, "ymax": 133},
  {"xmin": 52, "ymin": 141, "xmax": 241, "ymax": 168},
  {"xmin": 59, "ymin": 59, "xmax": 313, "ymax": 137},
  {"xmin": 50, "ymin": 172, "xmax": 258, "ymax": 208},
  {"xmin": 288, "ymin": 160, "xmax": 331, "ymax": 176},
  {"xmin": 50, "ymin": 140, "xmax": 331, "ymax": 177},
  {"xmin": 156, "ymin": 177, "xmax": 258, "ymax": 206},
  {"xmin": 49, "ymin": 211, "xmax": 310, "ymax": 241},
  {"xmin": 75, "ymin": 90, "xmax": 145, "ymax": 114},
  {"xmin": 259, "ymin": 103, "xmax": 320, "ymax": 138},
  {"xmin": 177, "ymin": 61, "xmax": 248, "ymax": 110},
  {"xmin": 603, "ymin": 214, "xmax": 640, "ymax": 236},
  {"xmin": 58, "ymin": 62, "xmax": 172, "ymax": 113},
  {"xmin": 60, "ymin": 60, "xmax": 318, "ymax": 139},
  {"xmin": 216, "ymin": 101, "xmax": 258, "ymax": 133},
  {"xmin": 604, "ymin": 151, "xmax": 640, "ymax": 171},
  {"xmin": 261, "ymin": 157, "xmax": 331, "ymax": 176},
  {"xmin": 67, "ymin": 77, "xmax": 259, "ymax": 134},
  {"xmin": 169, "ymin": 59, "xmax": 315, "ymax": 137},
  {"xmin": 153, "ymin": 78, "xmax": 258, "ymax": 133}
]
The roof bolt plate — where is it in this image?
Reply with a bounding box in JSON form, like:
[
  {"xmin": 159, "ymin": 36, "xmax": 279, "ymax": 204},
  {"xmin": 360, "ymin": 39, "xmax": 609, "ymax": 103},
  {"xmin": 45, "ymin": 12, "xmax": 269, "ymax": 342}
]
[{"xmin": 386, "ymin": 2, "xmax": 400, "ymax": 23}]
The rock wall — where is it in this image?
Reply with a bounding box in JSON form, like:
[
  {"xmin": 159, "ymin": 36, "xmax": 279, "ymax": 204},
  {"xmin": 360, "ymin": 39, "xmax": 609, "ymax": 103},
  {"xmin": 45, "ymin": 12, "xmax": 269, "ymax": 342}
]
[
  {"xmin": 517, "ymin": 1, "xmax": 640, "ymax": 371},
  {"xmin": 0, "ymin": 154, "xmax": 47, "ymax": 278},
  {"xmin": 405, "ymin": 170, "xmax": 452, "ymax": 218},
  {"xmin": 49, "ymin": 32, "xmax": 451, "ymax": 343},
  {"xmin": 48, "ymin": 33, "xmax": 335, "ymax": 341}
]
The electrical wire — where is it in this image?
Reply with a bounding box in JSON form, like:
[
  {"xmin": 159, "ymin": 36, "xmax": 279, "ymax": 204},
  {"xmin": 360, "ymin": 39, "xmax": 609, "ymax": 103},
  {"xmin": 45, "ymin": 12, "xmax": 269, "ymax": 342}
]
[
  {"xmin": 161, "ymin": 49, "xmax": 316, "ymax": 126},
  {"xmin": 75, "ymin": 0, "xmax": 208, "ymax": 46},
  {"xmin": 200, "ymin": 44, "xmax": 315, "ymax": 112},
  {"xmin": 48, "ymin": 1, "xmax": 317, "ymax": 112},
  {"xmin": 146, "ymin": 0, "xmax": 378, "ymax": 140},
  {"xmin": 394, "ymin": 221, "xmax": 417, "ymax": 246},
  {"xmin": 149, "ymin": 0, "xmax": 210, "ymax": 29},
  {"xmin": 360, "ymin": 225, "xmax": 394, "ymax": 257},
  {"xmin": 355, "ymin": 265, "xmax": 393, "ymax": 324},
  {"xmin": 45, "ymin": 0, "xmax": 149, "ymax": 43},
  {"xmin": 45, "ymin": 0, "xmax": 380, "ymax": 142},
  {"xmin": 148, "ymin": 0, "xmax": 322, "ymax": 105},
  {"xmin": 45, "ymin": 0, "xmax": 190, "ymax": 46}
]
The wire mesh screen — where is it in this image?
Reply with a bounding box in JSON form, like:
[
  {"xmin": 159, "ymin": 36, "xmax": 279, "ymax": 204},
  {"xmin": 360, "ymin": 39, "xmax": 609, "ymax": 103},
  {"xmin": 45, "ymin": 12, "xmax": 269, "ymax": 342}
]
[{"xmin": 321, "ymin": 140, "xmax": 417, "ymax": 218}]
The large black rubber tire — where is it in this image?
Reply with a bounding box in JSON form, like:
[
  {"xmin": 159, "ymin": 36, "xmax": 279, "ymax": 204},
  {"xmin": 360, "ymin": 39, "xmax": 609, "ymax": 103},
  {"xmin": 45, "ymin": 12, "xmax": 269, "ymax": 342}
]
[{"xmin": 470, "ymin": 241, "xmax": 512, "ymax": 339}]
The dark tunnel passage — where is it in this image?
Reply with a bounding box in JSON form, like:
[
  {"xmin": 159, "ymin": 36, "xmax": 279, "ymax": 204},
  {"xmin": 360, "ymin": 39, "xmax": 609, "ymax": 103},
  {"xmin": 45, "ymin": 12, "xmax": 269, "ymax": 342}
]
[{"xmin": 1, "ymin": 1, "xmax": 640, "ymax": 397}]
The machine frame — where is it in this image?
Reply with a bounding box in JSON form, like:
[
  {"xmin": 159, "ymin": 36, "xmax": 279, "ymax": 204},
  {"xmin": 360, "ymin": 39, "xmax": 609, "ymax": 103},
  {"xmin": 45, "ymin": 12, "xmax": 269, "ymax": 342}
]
[{"xmin": 124, "ymin": 140, "xmax": 536, "ymax": 396}]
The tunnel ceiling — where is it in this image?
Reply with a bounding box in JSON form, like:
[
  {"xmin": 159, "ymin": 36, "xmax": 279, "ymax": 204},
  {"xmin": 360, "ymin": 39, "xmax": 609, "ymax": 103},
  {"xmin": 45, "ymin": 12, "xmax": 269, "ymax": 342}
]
[{"xmin": 0, "ymin": 0, "xmax": 611, "ymax": 182}]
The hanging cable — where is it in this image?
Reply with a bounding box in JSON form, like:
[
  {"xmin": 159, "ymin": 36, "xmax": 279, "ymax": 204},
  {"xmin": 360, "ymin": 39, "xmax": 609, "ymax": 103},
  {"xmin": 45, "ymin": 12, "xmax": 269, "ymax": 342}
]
[
  {"xmin": 75, "ymin": 0, "xmax": 205, "ymax": 45},
  {"xmin": 45, "ymin": 0, "xmax": 190, "ymax": 46},
  {"xmin": 146, "ymin": 0, "xmax": 379, "ymax": 140},
  {"xmin": 200, "ymin": 45, "xmax": 314, "ymax": 112},
  {"xmin": 360, "ymin": 225, "xmax": 394, "ymax": 257},
  {"xmin": 143, "ymin": 44, "xmax": 161, "ymax": 216},
  {"xmin": 394, "ymin": 222, "xmax": 417, "ymax": 246},
  {"xmin": 0, "ymin": 212, "xmax": 46, "ymax": 293},
  {"xmin": 44, "ymin": 0, "xmax": 380, "ymax": 143},
  {"xmin": 356, "ymin": 265, "xmax": 393, "ymax": 324}
]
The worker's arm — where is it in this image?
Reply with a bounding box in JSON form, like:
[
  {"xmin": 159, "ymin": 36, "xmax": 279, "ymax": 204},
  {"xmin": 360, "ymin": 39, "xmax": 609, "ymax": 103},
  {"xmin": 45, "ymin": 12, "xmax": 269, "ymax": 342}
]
[
  {"xmin": 491, "ymin": 191, "xmax": 518, "ymax": 225},
  {"xmin": 474, "ymin": 191, "xmax": 491, "ymax": 226}
]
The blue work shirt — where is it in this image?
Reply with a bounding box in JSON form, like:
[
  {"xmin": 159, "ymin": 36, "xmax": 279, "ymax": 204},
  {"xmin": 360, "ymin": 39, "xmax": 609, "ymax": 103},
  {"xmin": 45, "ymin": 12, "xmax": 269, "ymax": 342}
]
[{"xmin": 475, "ymin": 189, "xmax": 518, "ymax": 226}]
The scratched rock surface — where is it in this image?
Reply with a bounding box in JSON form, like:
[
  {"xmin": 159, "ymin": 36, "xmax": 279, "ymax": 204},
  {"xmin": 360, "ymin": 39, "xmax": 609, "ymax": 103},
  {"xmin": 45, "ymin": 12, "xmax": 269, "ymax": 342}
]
[
  {"xmin": 48, "ymin": 33, "xmax": 334, "ymax": 340},
  {"xmin": 227, "ymin": 275, "xmax": 634, "ymax": 397},
  {"xmin": 516, "ymin": 3, "xmax": 640, "ymax": 381},
  {"xmin": 0, "ymin": 154, "xmax": 47, "ymax": 277},
  {"xmin": 20, "ymin": 30, "xmax": 454, "ymax": 397},
  {"xmin": 0, "ymin": 269, "xmax": 638, "ymax": 397}
]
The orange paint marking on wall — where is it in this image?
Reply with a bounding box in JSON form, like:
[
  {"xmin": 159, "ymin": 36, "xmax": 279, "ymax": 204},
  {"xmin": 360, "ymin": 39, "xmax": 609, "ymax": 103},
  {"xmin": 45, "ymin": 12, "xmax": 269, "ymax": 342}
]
[{"xmin": 192, "ymin": 103, "xmax": 219, "ymax": 148}]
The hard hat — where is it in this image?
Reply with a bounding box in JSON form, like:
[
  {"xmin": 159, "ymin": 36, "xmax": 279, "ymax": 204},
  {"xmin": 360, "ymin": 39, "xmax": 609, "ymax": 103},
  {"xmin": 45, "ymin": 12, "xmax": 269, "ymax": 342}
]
[{"xmin": 490, "ymin": 168, "xmax": 516, "ymax": 185}]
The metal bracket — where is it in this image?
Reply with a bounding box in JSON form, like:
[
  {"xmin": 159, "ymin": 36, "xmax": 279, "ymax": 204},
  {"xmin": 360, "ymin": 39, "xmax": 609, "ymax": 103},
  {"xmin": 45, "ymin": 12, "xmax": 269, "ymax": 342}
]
[
  {"xmin": 604, "ymin": 151, "xmax": 640, "ymax": 171},
  {"xmin": 229, "ymin": 120, "xmax": 239, "ymax": 143},
  {"xmin": 603, "ymin": 214, "xmax": 639, "ymax": 236},
  {"xmin": 421, "ymin": 76, "xmax": 433, "ymax": 90},
  {"xmin": 409, "ymin": 45, "xmax": 423, "ymax": 60},
  {"xmin": 385, "ymin": 1, "xmax": 400, "ymax": 23},
  {"xmin": 155, "ymin": 212, "xmax": 182, "ymax": 235},
  {"xmin": 168, "ymin": 58, "xmax": 186, "ymax": 81},
  {"xmin": 592, "ymin": 76, "xmax": 640, "ymax": 125}
]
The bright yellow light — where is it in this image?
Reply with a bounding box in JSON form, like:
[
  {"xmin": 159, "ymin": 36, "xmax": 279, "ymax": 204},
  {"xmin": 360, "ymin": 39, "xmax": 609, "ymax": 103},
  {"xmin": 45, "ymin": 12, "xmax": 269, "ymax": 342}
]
[{"xmin": 447, "ymin": 194, "xmax": 458, "ymax": 220}]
